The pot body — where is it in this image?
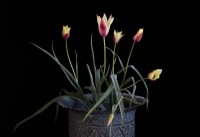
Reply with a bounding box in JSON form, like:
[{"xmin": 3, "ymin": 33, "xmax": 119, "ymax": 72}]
[{"xmin": 68, "ymin": 108, "xmax": 136, "ymax": 137}]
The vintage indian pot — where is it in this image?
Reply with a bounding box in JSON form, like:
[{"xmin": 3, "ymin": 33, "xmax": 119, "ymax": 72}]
[
  {"xmin": 68, "ymin": 108, "xmax": 135, "ymax": 137},
  {"xmin": 67, "ymin": 95, "xmax": 146, "ymax": 137}
]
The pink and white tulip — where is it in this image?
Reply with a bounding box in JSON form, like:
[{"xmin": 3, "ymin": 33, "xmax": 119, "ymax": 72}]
[
  {"xmin": 62, "ymin": 25, "xmax": 71, "ymax": 39},
  {"xmin": 97, "ymin": 14, "xmax": 114, "ymax": 37},
  {"xmin": 113, "ymin": 30, "xmax": 124, "ymax": 44},
  {"xmin": 133, "ymin": 28, "xmax": 144, "ymax": 42}
]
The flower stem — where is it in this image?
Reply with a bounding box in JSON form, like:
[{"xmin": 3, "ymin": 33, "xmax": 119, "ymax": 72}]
[
  {"xmin": 111, "ymin": 44, "xmax": 116, "ymax": 106},
  {"xmin": 122, "ymin": 78, "xmax": 149, "ymax": 90},
  {"xmin": 112, "ymin": 45, "xmax": 116, "ymax": 74},
  {"xmin": 121, "ymin": 41, "xmax": 136, "ymax": 85},
  {"xmin": 101, "ymin": 37, "xmax": 106, "ymax": 83},
  {"xmin": 135, "ymin": 78, "xmax": 148, "ymax": 84},
  {"xmin": 65, "ymin": 39, "xmax": 77, "ymax": 81},
  {"xmin": 113, "ymin": 96, "xmax": 123, "ymax": 113}
]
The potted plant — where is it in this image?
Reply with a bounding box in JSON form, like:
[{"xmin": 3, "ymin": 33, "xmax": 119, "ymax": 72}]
[{"xmin": 13, "ymin": 13, "xmax": 162, "ymax": 137}]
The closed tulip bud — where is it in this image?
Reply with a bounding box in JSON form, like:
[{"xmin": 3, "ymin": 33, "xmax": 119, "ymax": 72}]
[
  {"xmin": 113, "ymin": 30, "xmax": 124, "ymax": 44},
  {"xmin": 148, "ymin": 69, "xmax": 163, "ymax": 81},
  {"xmin": 107, "ymin": 113, "xmax": 114, "ymax": 127},
  {"xmin": 133, "ymin": 28, "xmax": 144, "ymax": 42}
]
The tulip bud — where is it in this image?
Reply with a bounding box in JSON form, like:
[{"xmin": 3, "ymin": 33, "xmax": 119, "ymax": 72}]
[
  {"xmin": 133, "ymin": 28, "xmax": 144, "ymax": 42},
  {"xmin": 113, "ymin": 30, "xmax": 124, "ymax": 44},
  {"xmin": 148, "ymin": 69, "xmax": 163, "ymax": 81},
  {"xmin": 107, "ymin": 113, "xmax": 114, "ymax": 127},
  {"xmin": 62, "ymin": 25, "xmax": 71, "ymax": 39}
]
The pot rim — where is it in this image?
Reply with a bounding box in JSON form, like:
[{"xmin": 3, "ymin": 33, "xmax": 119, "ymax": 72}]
[{"xmin": 68, "ymin": 95, "xmax": 147, "ymax": 115}]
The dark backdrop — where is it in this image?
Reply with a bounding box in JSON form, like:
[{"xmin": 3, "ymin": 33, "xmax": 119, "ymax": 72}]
[{"xmin": 1, "ymin": 1, "xmax": 199, "ymax": 137}]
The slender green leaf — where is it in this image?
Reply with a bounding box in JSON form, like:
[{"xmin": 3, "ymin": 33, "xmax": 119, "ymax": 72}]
[
  {"xmin": 100, "ymin": 64, "xmax": 110, "ymax": 88},
  {"xmin": 90, "ymin": 34, "xmax": 97, "ymax": 84},
  {"xmin": 51, "ymin": 42, "xmax": 79, "ymax": 91},
  {"xmin": 95, "ymin": 68, "xmax": 101, "ymax": 99},
  {"xmin": 30, "ymin": 42, "xmax": 89, "ymax": 104},
  {"xmin": 121, "ymin": 76, "xmax": 136, "ymax": 96},
  {"xmin": 31, "ymin": 42, "xmax": 79, "ymax": 90},
  {"xmin": 110, "ymin": 75, "xmax": 125, "ymax": 126},
  {"xmin": 32, "ymin": 42, "xmax": 90, "ymax": 104},
  {"xmin": 74, "ymin": 50, "xmax": 79, "ymax": 81},
  {"xmin": 106, "ymin": 47, "xmax": 114, "ymax": 55},
  {"xmin": 116, "ymin": 54, "xmax": 124, "ymax": 70},
  {"xmin": 115, "ymin": 62, "xmax": 125, "ymax": 75},
  {"xmin": 129, "ymin": 65, "xmax": 149, "ymax": 108},
  {"xmin": 120, "ymin": 76, "xmax": 133, "ymax": 88},
  {"xmin": 51, "ymin": 41, "xmax": 57, "ymax": 59},
  {"xmin": 13, "ymin": 95, "xmax": 86, "ymax": 132},
  {"xmin": 86, "ymin": 64, "xmax": 96, "ymax": 102},
  {"xmin": 130, "ymin": 77, "xmax": 136, "ymax": 97},
  {"xmin": 121, "ymin": 89, "xmax": 139, "ymax": 104},
  {"xmin": 82, "ymin": 83, "xmax": 114, "ymax": 122},
  {"xmin": 65, "ymin": 40, "xmax": 77, "ymax": 81},
  {"xmin": 123, "ymin": 96, "xmax": 142, "ymax": 106},
  {"xmin": 112, "ymin": 104, "xmax": 117, "ymax": 112},
  {"xmin": 106, "ymin": 47, "xmax": 124, "ymax": 74}
]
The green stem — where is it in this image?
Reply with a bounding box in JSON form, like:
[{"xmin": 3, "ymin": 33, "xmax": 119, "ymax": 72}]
[
  {"xmin": 121, "ymin": 41, "xmax": 136, "ymax": 85},
  {"xmin": 110, "ymin": 45, "xmax": 117, "ymax": 107},
  {"xmin": 109, "ymin": 122, "xmax": 112, "ymax": 137},
  {"xmin": 65, "ymin": 39, "xmax": 77, "ymax": 81},
  {"xmin": 90, "ymin": 34, "xmax": 97, "ymax": 80},
  {"xmin": 122, "ymin": 78, "xmax": 148, "ymax": 90},
  {"xmin": 112, "ymin": 45, "xmax": 116, "ymax": 74},
  {"xmin": 101, "ymin": 37, "xmax": 106, "ymax": 83},
  {"xmin": 135, "ymin": 77, "xmax": 148, "ymax": 84},
  {"xmin": 113, "ymin": 96, "xmax": 123, "ymax": 113}
]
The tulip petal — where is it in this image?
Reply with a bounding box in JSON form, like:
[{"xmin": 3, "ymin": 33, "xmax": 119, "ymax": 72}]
[
  {"xmin": 133, "ymin": 28, "xmax": 144, "ymax": 42},
  {"xmin": 62, "ymin": 25, "xmax": 71, "ymax": 39},
  {"xmin": 113, "ymin": 30, "xmax": 124, "ymax": 44},
  {"xmin": 97, "ymin": 14, "xmax": 114, "ymax": 37},
  {"xmin": 107, "ymin": 113, "xmax": 114, "ymax": 127},
  {"xmin": 148, "ymin": 69, "xmax": 163, "ymax": 81}
]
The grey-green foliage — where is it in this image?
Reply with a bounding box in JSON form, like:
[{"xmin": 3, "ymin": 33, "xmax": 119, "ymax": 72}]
[{"xmin": 13, "ymin": 34, "xmax": 148, "ymax": 132}]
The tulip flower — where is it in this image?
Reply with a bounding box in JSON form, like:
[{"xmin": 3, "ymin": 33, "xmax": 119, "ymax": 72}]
[
  {"xmin": 148, "ymin": 69, "xmax": 163, "ymax": 81},
  {"xmin": 107, "ymin": 113, "xmax": 114, "ymax": 127},
  {"xmin": 133, "ymin": 28, "xmax": 143, "ymax": 42},
  {"xmin": 62, "ymin": 25, "xmax": 71, "ymax": 39},
  {"xmin": 113, "ymin": 30, "xmax": 124, "ymax": 44},
  {"xmin": 97, "ymin": 14, "xmax": 114, "ymax": 37}
]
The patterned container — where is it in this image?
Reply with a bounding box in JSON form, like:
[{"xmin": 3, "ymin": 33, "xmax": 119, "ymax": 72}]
[{"xmin": 68, "ymin": 108, "xmax": 136, "ymax": 137}]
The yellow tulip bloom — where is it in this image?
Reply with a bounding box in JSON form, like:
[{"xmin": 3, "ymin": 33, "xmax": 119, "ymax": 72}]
[
  {"xmin": 148, "ymin": 69, "xmax": 163, "ymax": 81},
  {"xmin": 62, "ymin": 25, "xmax": 71, "ymax": 39}
]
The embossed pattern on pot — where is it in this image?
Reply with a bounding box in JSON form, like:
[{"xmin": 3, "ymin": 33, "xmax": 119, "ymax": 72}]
[{"xmin": 68, "ymin": 108, "xmax": 136, "ymax": 137}]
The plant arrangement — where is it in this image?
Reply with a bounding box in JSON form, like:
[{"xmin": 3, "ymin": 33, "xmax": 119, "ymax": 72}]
[{"xmin": 13, "ymin": 13, "xmax": 162, "ymax": 135}]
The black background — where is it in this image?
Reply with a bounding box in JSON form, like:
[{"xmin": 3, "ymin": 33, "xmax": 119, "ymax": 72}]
[{"xmin": 1, "ymin": 1, "xmax": 199, "ymax": 137}]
